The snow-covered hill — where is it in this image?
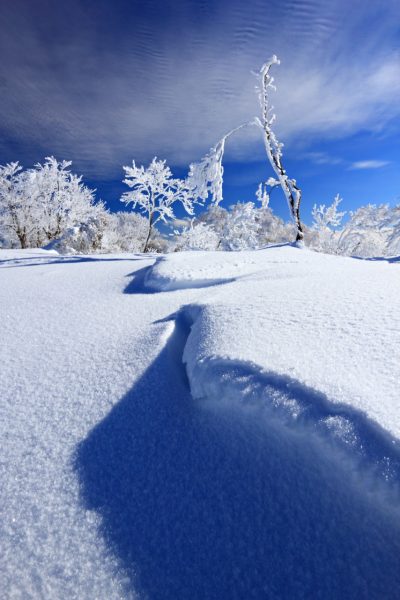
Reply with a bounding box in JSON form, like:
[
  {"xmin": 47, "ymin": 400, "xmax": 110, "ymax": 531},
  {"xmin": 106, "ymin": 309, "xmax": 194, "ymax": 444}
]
[{"xmin": 1, "ymin": 246, "xmax": 400, "ymax": 598}]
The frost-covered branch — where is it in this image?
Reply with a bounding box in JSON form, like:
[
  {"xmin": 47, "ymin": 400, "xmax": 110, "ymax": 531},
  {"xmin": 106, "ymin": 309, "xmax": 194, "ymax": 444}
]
[
  {"xmin": 187, "ymin": 121, "xmax": 255, "ymax": 204},
  {"xmin": 312, "ymin": 194, "xmax": 346, "ymax": 231}
]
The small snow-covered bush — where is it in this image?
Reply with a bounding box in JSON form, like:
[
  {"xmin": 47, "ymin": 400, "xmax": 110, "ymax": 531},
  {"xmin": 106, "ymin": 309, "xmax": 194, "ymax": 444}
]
[
  {"xmin": 306, "ymin": 197, "xmax": 400, "ymax": 258},
  {"xmin": 102, "ymin": 212, "xmax": 149, "ymax": 253},
  {"xmin": 172, "ymin": 201, "xmax": 294, "ymax": 252},
  {"xmin": 174, "ymin": 221, "xmax": 221, "ymax": 251},
  {"xmin": 46, "ymin": 211, "xmax": 160, "ymax": 255}
]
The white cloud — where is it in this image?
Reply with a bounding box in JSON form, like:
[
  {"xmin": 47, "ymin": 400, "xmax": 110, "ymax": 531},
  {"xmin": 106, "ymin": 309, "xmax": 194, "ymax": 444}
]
[
  {"xmin": 0, "ymin": 0, "xmax": 399, "ymax": 177},
  {"xmin": 349, "ymin": 160, "xmax": 391, "ymax": 170},
  {"xmin": 302, "ymin": 152, "xmax": 344, "ymax": 166}
]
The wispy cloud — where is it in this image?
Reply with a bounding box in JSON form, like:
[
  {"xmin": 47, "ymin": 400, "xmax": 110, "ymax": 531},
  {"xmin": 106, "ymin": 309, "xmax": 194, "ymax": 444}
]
[
  {"xmin": 349, "ymin": 160, "xmax": 391, "ymax": 170},
  {"xmin": 303, "ymin": 152, "xmax": 344, "ymax": 166},
  {"xmin": 0, "ymin": 0, "xmax": 399, "ymax": 177}
]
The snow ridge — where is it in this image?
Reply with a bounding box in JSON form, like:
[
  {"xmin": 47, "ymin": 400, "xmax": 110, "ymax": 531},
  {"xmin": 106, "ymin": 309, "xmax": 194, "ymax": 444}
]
[{"xmin": 177, "ymin": 304, "xmax": 400, "ymax": 501}]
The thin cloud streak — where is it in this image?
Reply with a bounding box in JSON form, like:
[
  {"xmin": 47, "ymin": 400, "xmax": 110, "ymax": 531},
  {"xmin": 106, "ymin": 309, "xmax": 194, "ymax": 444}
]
[{"xmin": 349, "ymin": 160, "xmax": 391, "ymax": 170}]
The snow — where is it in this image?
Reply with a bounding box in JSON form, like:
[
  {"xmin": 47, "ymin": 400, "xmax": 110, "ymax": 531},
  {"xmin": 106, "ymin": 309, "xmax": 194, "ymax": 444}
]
[{"xmin": 1, "ymin": 246, "xmax": 400, "ymax": 598}]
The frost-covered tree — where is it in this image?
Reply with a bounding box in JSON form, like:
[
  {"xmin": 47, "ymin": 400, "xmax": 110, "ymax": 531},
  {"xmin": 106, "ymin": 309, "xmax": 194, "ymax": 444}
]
[
  {"xmin": 102, "ymin": 212, "xmax": 150, "ymax": 253},
  {"xmin": 187, "ymin": 56, "xmax": 303, "ymax": 243},
  {"xmin": 255, "ymin": 56, "xmax": 303, "ymax": 242},
  {"xmin": 186, "ymin": 123, "xmax": 251, "ymax": 205},
  {"xmin": 306, "ymin": 198, "xmax": 400, "ymax": 258},
  {"xmin": 386, "ymin": 205, "xmax": 400, "ymax": 255},
  {"xmin": 312, "ymin": 194, "xmax": 346, "ymax": 231},
  {"xmin": 0, "ymin": 162, "xmax": 36, "ymax": 248},
  {"xmin": 0, "ymin": 157, "xmax": 105, "ymax": 249},
  {"xmin": 221, "ymin": 202, "xmax": 260, "ymax": 251},
  {"xmin": 121, "ymin": 157, "xmax": 199, "ymax": 252},
  {"xmin": 30, "ymin": 157, "xmax": 104, "ymax": 244},
  {"xmin": 309, "ymin": 194, "xmax": 346, "ymax": 254},
  {"xmin": 337, "ymin": 204, "xmax": 392, "ymax": 257}
]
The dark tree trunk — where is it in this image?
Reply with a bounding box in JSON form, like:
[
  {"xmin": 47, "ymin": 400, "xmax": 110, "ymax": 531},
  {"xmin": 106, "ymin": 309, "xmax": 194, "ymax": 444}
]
[{"xmin": 143, "ymin": 213, "xmax": 154, "ymax": 253}]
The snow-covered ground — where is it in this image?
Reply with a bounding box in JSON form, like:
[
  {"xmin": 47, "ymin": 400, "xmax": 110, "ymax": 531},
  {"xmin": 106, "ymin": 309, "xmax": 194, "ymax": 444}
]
[{"xmin": 1, "ymin": 246, "xmax": 400, "ymax": 599}]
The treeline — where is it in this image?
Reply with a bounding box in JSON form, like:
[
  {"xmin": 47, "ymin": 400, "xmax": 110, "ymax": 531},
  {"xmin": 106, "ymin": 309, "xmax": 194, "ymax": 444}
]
[{"xmin": 0, "ymin": 157, "xmax": 399, "ymax": 258}]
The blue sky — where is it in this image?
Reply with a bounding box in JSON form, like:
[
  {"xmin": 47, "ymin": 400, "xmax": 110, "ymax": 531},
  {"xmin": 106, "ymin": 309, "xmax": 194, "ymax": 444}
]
[{"xmin": 0, "ymin": 0, "xmax": 399, "ymax": 223}]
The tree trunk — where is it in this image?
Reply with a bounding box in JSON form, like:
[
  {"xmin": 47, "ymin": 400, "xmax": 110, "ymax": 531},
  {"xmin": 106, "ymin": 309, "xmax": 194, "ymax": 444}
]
[
  {"xmin": 18, "ymin": 230, "xmax": 28, "ymax": 249},
  {"xmin": 143, "ymin": 213, "xmax": 154, "ymax": 253}
]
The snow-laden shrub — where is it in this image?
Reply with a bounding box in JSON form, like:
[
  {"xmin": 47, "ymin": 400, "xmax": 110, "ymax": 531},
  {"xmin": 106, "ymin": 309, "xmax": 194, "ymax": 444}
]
[
  {"xmin": 45, "ymin": 215, "xmax": 109, "ymax": 255},
  {"xmin": 102, "ymin": 212, "xmax": 149, "ymax": 253},
  {"xmin": 174, "ymin": 221, "xmax": 221, "ymax": 251},
  {"xmin": 337, "ymin": 204, "xmax": 396, "ymax": 258},
  {"xmin": 172, "ymin": 201, "xmax": 294, "ymax": 252},
  {"xmin": 307, "ymin": 197, "xmax": 400, "ymax": 258},
  {"xmin": 46, "ymin": 211, "xmax": 160, "ymax": 255}
]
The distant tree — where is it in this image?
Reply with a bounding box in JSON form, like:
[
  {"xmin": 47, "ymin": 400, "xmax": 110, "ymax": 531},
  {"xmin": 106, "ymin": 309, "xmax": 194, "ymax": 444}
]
[
  {"xmin": 221, "ymin": 202, "xmax": 260, "ymax": 251},
  {"xmin": 121, "ymin": 157, "xmax": 200, "ymax": 252},
  {"xmin": 45, "ymin": 211, "xmax": 157, "ymax": 255},
  {"xmin": 309, "ymin": 194, "xmax": 346, "ymax": 254},
  {"xmin": 336, "ymin": 204, "xmax": 392, "ymax": 257},
  {"xmin": 173, "ymin": 190, "xmax": 294, "ymax": 252},
  {"xmin": 102, "ymin": 212, "xmax": 150, "ymax": 253},
  {"xmin": 386, "ymin": 205, "xmax": 400, "ymax": 255}
]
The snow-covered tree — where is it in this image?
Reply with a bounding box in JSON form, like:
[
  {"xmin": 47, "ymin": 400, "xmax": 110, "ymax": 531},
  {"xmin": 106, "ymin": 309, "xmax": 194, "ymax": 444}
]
[
  {"xmin": 308, "ymin": 194, "xmax": 346, "ymax": 254},
  {"xmin": 187, "ymin": 57, "xmax": 303, "ymax": 243},
  {"xmin": 312, "ymin": 194, "xmax": 346, "ymax": 231},
  {"xmin": 255, "ymin": 56, "xmax": 303, "ymax": 242},
  {"xmin": 306, "ymin": 198, "xmax": 400, "ymax": 258},
  {"xmin": 221, "ymin": 202, "xmax": 260, "ymax": 251},
  {"xmin": 30, "ymin": 157, "xmax": 104, "ymax": 244},
  {"xmin": 121, "ymin": 157, "xmax": 200, "ymax": 252},
  {"xmin": 386, "ymin": 205, "xmax": 400, "ymax": 255},
  {"xmin": 0, "ymin": 157, "xmax": 106, "ymax": 249},
  {"xmin": 102, "ymin": 212, "xmax": 150, "ymax": 253},
  {"xmin": 337, "ymin": 204, "xmax": 392, "ymax": 257},
  {"xmin": 0, "ymin": 162, "xmax": 36, "ymax": 248}
]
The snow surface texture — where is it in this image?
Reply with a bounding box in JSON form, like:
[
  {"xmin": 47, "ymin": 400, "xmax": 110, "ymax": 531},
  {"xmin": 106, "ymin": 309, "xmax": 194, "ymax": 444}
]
[{"xmin": 1, "ymin": 246, "xmax": 400, "ymax": 599}]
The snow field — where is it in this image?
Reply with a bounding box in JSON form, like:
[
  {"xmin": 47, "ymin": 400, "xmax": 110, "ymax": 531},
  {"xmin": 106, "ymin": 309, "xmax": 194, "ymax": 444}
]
[{"xmin": 1, "ymin": 246, "xmax": 400, "ymax": 598}]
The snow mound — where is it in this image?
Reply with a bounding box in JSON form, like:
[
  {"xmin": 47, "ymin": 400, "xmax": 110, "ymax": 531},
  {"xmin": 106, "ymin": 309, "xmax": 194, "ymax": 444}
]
[
  {"xmin": 146, "ymin": 246, "xmax": 400, "ymax": 442},
  {"xmin": 143, "ymin": 246, "xmax": 295, "ymax": 291}
]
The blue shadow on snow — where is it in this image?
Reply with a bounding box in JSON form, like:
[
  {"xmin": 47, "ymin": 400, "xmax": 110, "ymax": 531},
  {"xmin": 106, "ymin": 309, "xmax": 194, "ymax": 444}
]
[{"xmin": 74, "ymin": 314, "xmax": 400, "ymax": 600}]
